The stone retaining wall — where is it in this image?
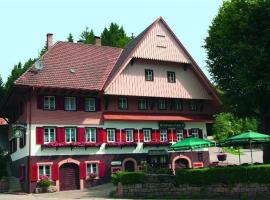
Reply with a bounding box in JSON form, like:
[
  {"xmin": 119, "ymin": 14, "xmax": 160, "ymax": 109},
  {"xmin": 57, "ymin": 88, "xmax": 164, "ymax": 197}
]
[
  {"xmin": 116, "ymin": 174, "xmax": 270, "ymax": 199},
  {"xmin": 0, "ymin": 180, "xmax": 9, "ymax": 193}
]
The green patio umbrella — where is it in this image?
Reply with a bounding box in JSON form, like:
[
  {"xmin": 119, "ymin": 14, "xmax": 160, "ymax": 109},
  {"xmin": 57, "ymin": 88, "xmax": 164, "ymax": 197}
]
[
  {"xmin": 219, "ymin": 131, "xmax": 270, "ymax": 164},
  {"xmin": 170, "ymin": 137, "xmax": 215, "ymax": 168}
]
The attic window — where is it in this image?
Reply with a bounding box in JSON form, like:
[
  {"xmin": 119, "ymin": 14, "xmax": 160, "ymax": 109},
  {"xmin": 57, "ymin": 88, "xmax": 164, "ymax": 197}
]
[
  {"xmin": 157, "ymin": 45, "xmax": 166, "ymax": 49},
  {"xmin": 69, "ymin": 68, "xmax": 76, "ymax": 73},
  {"xmin": 156, "ymin": 34, "xmax": 165, "ymax": 38}
]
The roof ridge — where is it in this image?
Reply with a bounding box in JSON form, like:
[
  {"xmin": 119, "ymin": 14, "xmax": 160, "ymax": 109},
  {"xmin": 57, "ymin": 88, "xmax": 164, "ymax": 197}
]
[{"xmin": 58, "ymin": 41, "xmax": 123, "ymax": 50}]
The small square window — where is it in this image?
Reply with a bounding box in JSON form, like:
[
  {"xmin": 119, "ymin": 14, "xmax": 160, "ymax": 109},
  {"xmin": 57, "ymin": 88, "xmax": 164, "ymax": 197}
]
[
  {"xmin": 87, "ymin": 163, "xmax": 98, "ymax": 176},
  {"xmin": 65, "ymin": 127, "xmax": 77, "ymax": 143},
  {"xmin": 138, "ymin": 99, "xmax": 148, "ymax": 110},
  {"xmin": 174, "ymin": 99, "xmax": 183, "ymax": 111},
  {"xmin": 44, "ymin": 96, "xmax": 55, "ymax": 110},
  {"xmin": 145, "ymin": 69, "xmax": 154, "ymax": 81},
  {"xmin": 118, "ymin": 97, "xmax": 128, "ymax": 110},
  {"xmin": 39, "ymin": 165, "xmax": 51, "ymax": 179},
  {"xmin": 158, "ymin": 99, "xmax": 167, "ymax": 110},
  {"xmin": 44, "ymin": 127, "xmax": 56, "ymax": 143},
  {"xmin": 160, "ymin": 129, "xmax": 167, "ymax": 142},
  {"xmin": 65, "ymin": 97, "xmax": 76, "ymax": 111},
  {"xmin": 189, "ymin": 101, "xmax": 198, "ymax": 111},
  {"xmin": 86, "ymin": 128, "xmax": 97, "ymax": 142},
  {"xmin": 143, "ymin": 129, "xmax": 151, "ymax": 142},
  {"xmin": 167, "ymin": 71, "xmax": 176, "ymax": 83},
  {"xmin": 126, "ymin": 129, "xmax": 134, "ymax": 142},
  {"xmin": 191, "ymin": 129, "xmax": 199, "ymax": 137}
]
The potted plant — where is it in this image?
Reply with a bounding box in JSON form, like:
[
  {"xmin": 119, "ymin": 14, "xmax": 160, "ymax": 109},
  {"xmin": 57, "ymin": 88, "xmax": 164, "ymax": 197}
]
[
  {"xmin": 86, "ymin": 173, "xmax": 97, "ymax": 187},
  {"xmin": 36, "ymin": 175, "xmax": 53, "ymax": 193}
]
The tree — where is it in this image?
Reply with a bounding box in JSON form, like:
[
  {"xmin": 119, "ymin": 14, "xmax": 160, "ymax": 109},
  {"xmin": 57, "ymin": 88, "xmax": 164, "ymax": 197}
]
[
  {"xmin": 204, "ymin": 0, "xmax": 270, "ymax": 162},
  {"xmin": 101, "ymin": 23, "xmax": 131, "ymax": 48},
  {"xmin": 79, "ymin": 27, "xmax": 95, "ymax": 44},
  {"xmin": 67, "ymin": 33, "xmax": 74, "ymax": 42},
  {"xmin": 0, "ymin": 75, "xmax": 5, "ymax": 107},
  {"xmin": 213, "ymin": 112, "xmax": 258, "ymax": 142},
  {"xmin": 204, "ymin": 0, "xmax": 270, "ymax": 133}
]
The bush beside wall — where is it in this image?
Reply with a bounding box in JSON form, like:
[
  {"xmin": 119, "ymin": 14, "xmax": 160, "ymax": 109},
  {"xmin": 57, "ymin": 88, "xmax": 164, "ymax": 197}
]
[{"xmin": 112, "ymin": 172, "xmax": 145, "ymax": 185}]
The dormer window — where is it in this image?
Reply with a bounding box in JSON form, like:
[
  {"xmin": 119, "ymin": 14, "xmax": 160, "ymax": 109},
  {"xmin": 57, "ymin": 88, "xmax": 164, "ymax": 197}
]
[
  {"xmin": 44, "ymin": 96, "xmax": 55, "ymax": 110},
  {"xmin": 85, "ymin": 98, "xmax": 96, "ymax": 112},
  {"xmin": 138, "ymin": 99, "xmax": 148, "ymax": 110},
  {"xmin": 167, "ymin": 71, "xmax": 176, "ymax": 83},
  {"xmin": 65, "ymin": 97, "xmax": 76, "ymax": 111},
  {"xmin": 118, "ymin": 97, "xmax": 128, "ymax": 110},
  {"xmin": 189, "ymin": 101, "xmax": 198, "ymax": 111},
  {"xmin": 145, "ymin": 69, "xmax": 154, "ymax": 81},
  {"xmin": 158, "ymin": 99, "xmax": 167, "ymax": 110}
]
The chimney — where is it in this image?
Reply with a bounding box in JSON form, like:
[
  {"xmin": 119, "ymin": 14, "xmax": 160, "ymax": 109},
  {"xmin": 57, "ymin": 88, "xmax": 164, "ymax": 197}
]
[
  {"xmin": 46, "ymin": 33, "xmax": 53, "ymax": 50},
  {"xmin": 94, "ymin": 36, "xmax": 101, "ymax": 46}
]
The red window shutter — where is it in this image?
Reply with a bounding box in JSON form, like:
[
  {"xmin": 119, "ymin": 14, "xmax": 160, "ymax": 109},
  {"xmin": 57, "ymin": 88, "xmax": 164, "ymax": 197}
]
[
  {"xmin": 52, "ymin": 164, "xmax": 59, "ymax": 180},
  {"xmin": 183, "ymin": 129, "xmax": 188, "ymax": 138},
  {"xmin": 77, "ymin": 97, "xmax": 84, "ymax": 111},
  {"xmin": 57, "ymin": 127, "xmax": 65, "ymax": 143},
  {"xmin": 37, "ymin": 95, "xmax": 43, "ymax": 109},
  {"xmin": 36, "ymin": 127, "xmax": 44, "ymax": 144},
  {"xmin": 96, "ymin": 98, "xmax": 101, "ymax": 111},
  {"xmin": 102, "ymin": 129, "xmax": 107, "ymax": 143},
  {"xmin": 80, "ymin": 162, "xmax": 86, "ymax": 179},
  {"xmin": 121, "ymin": 130, "xmax": 126, "ymax": 142},
  {"xmin": 31, "ymin": 164, "xmax": 38, "ymax": 182},
  {"xmin": 78, "ymin": 127, "xmax": 86, "ymax": 143},
  {"xmin": 98, "ymin": 161, "xmax": 106, "ymax": 178},
  {"xmin": 151, "ymin": 130, "xmax": 156, "ymax": 141},
  {"xmin": 97, "ymin": 128, "xmax": 103, "ymax": 143},
  {"xmin": 134, "ymin": 130, "xmax": 139, "ymax": 142},
  {"xmin": 168, "ymin": 130, "xmax": 172, "ymax": 142},
  {"xmin": 198, "ymin": 129, "xmax": 203, "ymax": 138},
  {"xmin": 156, "ymin": 130, "xmax": 160, "ymax": 142},
  {"xmin": 56, "ymin": 96, "xmax": 64, "ymax": 110},
  {"xmin": 116, "ymin": 129, "xmax": 121, "ymax": 142},
  {"xmin": 173, "ymin": 129, "xmax": 177, "ymax": 141},
  {"xmin": 188, "ymin": 129, "xmax": 193, "ymax": 137},
  {"xmin": 139, "ymin": 130, "xmax": 144, "ymax": 142}
]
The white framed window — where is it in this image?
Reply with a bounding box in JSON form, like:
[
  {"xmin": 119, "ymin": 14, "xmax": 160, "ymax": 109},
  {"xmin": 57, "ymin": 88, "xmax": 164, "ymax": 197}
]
[
  {"xmin": 118, "ymin": 97, "xmax": 128, "ymax": 110},
  {"xmin": 44, "ymin": 127, "xmax": 56, "ymax": 143},
  {"xmin": 145, "ymin": 69, "xmax": 154, "ymax": 81},
  {"xmin": 138, "ymin": 99, "xmax": 147, "ymax": 110},
  {"xmin": 143, "ymin": 129, "xmax": 151, "ymax": 142},
  {"xmin": 189, "ymin": 101, "xmax": 198, "ymax": 111},
  {"xmin": 44, "ymin": 96, "xmax": 55, "ymax": 110},
  {"xmin": 107, "ymin": 129, "xmax": 115, "ymax": 142},
  {"xmin": 174, "ymin": 99, "xmax": 183, "ymax": 111},
  {"xmin": 65, "ymin": 127, "xmax": 77, "ymax": 143},
  {"xmin": 85, "ymin": 98, "xmax": 96, "ymax": 111},
  {"xmin": 158, "ymin": 99, "xmax": 167, "ymax": 110},
  {"xmin": 87, "ymin": 163, "xmax": 98, "ymax": 175},
  {"xmin": 167, "ymin": 71, "xmax": 176, "ymax": 83},
  {"xmin": 126, "ymin": 129, "xmax": 134, "ymax": 142},
  {"xmin": 38, "ymin": 165, "xmax": 51, "ymax": 179},
  {"xmin": 176, "ymin": 129, "xmax": 183, "ymax": 141},
  {"xmin": 86, "ymin": 128, "xmax": 97, "ymax": 142},
  {"xmin": 65, "ymin": 97, "xmax": 76, "ymax": 111},
  {"xmin": 191, "ymin": 129, "xmax": 199, "ymax": 137},
  {"xmin": 160, "ymin": 129, "xmax": 168, "ymax": 142}
]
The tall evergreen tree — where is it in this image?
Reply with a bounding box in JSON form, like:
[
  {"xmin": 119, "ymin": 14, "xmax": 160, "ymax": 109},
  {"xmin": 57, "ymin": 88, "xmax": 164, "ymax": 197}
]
[
  {"xmin": 101, "ymin": 23, "xmax": 131, "ymax": 48},
  {"xmin": 0, "ymin": 75, "xmax": 5, "ymax": 107},
  {"xmin": 79, "ymin": 27, "xmax": 95, "ymax": 44},
  {"xmin": 67, "ymin": 33, "xmax": 74, "ymax": 42}
]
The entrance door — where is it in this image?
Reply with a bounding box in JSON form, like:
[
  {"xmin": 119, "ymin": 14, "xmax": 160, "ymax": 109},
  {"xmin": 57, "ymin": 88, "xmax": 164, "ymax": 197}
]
[
  {"xmin": 59, "ymin": 163, "xmax": 80, "ymax": 191},
  {"xmin": 124, "ymin": 160, "xmax": 135, "ymax": 172},
  {"xmin": 175, "ymin": 158, "xmax": 189, "ymax": 169}
]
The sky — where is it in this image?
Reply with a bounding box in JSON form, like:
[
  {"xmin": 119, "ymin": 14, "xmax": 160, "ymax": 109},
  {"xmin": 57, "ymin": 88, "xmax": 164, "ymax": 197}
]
[{"xmin": 0, "ymin": 0, "xmax": 223, "ymax": 83}]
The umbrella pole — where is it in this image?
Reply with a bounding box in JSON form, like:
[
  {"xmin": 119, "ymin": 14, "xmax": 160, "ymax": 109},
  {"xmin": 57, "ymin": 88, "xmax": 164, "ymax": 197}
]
[
  {"xmin": 250, "ymin": 141, "xmax": 253, "ymax": 164},
  {"xmin": 238, "ymin": 147, "xmax": 241, "ymax": 165},
  {"xmin": 191, "ymin": 148, "xmax": 194, "ymax": 168}
]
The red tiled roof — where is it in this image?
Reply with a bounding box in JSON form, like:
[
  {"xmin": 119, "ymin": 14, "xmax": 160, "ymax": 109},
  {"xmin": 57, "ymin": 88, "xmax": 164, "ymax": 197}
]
[
  {"xmin": 103, "ymin": 113, "xmax": 214, "ymax": 123},
  {"xmin": 15, "ymin": 42, "xmax": 123, "ymax": 91}
]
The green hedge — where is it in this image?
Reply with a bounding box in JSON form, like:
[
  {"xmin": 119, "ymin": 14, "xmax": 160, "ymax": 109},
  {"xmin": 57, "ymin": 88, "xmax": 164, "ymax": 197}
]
[
  {"xmin": 111, "ymin": 172, "xmax": 145, "ymax": 185},
  {"xmin": 176, "ymin": 165, "xmax": 270, "ymax": 186}
]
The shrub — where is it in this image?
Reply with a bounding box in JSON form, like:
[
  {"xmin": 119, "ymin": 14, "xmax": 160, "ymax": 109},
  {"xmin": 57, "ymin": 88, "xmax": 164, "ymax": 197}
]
[
  {"xmin": 175, "ymin": 165, "xmax": 270, "ymax": 186},
  {"xmin": 111, "ymin": 172, "xmax": 145, "ymax": 185},
  {"xmin": 156, "ymin": 168, "xmax": 173, "ymax": 175},
  {"xmin": 36, "ymin": 175, "xmax": 53, "ymax": 188}
]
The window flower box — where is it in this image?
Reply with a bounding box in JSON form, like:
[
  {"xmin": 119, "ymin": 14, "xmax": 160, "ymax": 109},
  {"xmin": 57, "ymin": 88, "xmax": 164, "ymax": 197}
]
[
  {"xmin": 143, "ymin": 141, "xmax": 170, "ymax": 147},
  {"xmin": 41, "ymin": 142, "xmax": 101, "ymax": 150},
  {"xmin": 105, "ymin": 142, "xmax": 137, "ymax": 148}
]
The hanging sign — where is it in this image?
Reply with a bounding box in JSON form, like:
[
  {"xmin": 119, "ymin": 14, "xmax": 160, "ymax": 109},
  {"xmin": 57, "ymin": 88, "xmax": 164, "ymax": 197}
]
[
  {"xmin": 12, "ymin": 122, "xmax": 27, "ymax": 138},
  {"xmin": 159, "ymin": 121, "xmax": 185, "ymax": 129}
]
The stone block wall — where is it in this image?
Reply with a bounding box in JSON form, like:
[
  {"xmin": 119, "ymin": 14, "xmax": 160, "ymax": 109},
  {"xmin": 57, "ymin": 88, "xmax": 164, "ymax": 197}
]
[{"xmin": 116, "ymin": 174, "xmax": 270, "ymax": 199}]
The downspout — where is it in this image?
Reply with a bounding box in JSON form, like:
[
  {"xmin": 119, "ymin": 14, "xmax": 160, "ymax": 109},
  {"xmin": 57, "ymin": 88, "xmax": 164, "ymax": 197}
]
[{"xmin": 28, "ymin": 87, "xmax": 33, "ymax": 193}]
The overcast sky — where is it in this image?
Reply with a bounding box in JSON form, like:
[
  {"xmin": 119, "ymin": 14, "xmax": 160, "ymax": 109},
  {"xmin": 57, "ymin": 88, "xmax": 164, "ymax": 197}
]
[{"xmin": 0, "ymin": 0, "xmax": 222, "ymax": 83}]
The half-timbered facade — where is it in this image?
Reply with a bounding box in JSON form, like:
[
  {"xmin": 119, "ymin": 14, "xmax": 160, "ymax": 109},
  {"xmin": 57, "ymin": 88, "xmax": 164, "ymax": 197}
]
[{"xmin": 2, "ymin": 17, "xmax": 221, "ymax": 192}]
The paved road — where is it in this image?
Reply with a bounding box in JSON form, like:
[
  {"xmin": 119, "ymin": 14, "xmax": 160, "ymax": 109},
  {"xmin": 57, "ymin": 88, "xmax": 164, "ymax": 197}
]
[{"xmin": 209, "ymin": 147, "xmax": 263, "ymax": 164}]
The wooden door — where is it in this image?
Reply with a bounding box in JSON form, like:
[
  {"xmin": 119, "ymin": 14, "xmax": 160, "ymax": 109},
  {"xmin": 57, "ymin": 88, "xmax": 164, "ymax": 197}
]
[{"xmin": 59, "ymin": 163, "xmax": 80, "ymax": 191}]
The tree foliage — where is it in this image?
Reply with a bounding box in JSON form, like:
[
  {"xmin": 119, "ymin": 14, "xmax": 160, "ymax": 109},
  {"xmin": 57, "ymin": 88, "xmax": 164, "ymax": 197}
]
[
  {"xmin": 204, "ymin": 0, "xmax": 270, "ymax": 132},
  {"xmin": 79, "ymin": 27, "xmax": 95, "ymax": 44},
  {"xmin": 213, "ymin": 112, "xmax": 258, "ymax": 141},
  {"xmin": 101, "ymin": 23, "xmax": 131, "ymax": 48},
  {"xmin": 67, "ymin": 33, "xmax": 74, "ymax": 42}
]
